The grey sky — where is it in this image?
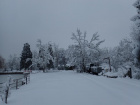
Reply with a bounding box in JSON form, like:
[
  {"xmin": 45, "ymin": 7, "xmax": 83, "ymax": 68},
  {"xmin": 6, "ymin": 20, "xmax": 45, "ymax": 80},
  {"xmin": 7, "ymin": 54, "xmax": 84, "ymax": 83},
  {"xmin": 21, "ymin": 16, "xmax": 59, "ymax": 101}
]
[{"xmin": 0, "ymin": 0, "xmax": 136, "ymax": 60}]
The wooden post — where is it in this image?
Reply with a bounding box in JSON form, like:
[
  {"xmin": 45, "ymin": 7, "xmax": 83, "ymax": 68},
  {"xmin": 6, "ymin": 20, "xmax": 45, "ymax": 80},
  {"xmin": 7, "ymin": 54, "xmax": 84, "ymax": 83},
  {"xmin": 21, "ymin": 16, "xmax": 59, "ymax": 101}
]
[
  {"xmin": 26, "ymin": 77, "xmax": 27, "ymax": 84},
  {"xmin": 5, "ymin": 89, "xmax": 8, "ymax": 104},
  {"xmin": 129, "ymin": 68, "xmax": 132, "ymax": 79},
  {"xmin": 16, "ymin": 80, "xmax": 18, "ymax": 90},
  {"xmin": 5, "ymin": 86, "xmax": 10, "ymax": 104}
]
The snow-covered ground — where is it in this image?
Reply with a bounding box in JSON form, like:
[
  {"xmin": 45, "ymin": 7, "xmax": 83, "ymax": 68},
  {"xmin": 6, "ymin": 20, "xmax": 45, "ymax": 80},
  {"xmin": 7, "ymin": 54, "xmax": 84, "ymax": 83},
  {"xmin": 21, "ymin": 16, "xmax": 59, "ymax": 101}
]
[{"xmin": 1, "ymin": 70, "xmax": 140, "ymax": 105}]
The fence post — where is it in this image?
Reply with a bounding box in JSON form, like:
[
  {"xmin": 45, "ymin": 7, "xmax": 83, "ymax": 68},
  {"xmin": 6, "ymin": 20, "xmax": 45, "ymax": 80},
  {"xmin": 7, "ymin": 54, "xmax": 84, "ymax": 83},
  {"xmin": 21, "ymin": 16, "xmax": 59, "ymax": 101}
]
[
  {"xmin": 26, "ymin": 77, "xmax": 27, "ymax": 84},
  {"xmin": 129, "ymin": 68, "xmax": 132, "ymax": 79},
  {"xmin": 16, "ymin": 80, "xmax": 18, "ymax": 89},
  {"xmin": 28, "ymin": 74, "xmax": 30, "ymax": 82},
  {"xmin": 5, "ymin": 89, "xmax": 8, "ymax": 104}
]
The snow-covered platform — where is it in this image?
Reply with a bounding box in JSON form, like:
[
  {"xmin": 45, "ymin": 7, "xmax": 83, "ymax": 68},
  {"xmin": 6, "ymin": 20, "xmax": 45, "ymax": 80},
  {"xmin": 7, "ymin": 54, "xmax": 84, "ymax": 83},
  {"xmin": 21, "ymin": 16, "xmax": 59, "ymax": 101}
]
[{"xmin": 1, "ymin": 70, "xmax": 140, "ymax": 105}]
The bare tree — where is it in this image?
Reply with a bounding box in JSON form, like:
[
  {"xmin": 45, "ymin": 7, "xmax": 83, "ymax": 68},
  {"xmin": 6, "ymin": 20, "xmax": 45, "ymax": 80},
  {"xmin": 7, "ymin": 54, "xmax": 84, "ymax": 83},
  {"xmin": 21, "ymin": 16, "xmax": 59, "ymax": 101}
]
[{"xmin": 71, "ymin": 29, "xmax": 104, "ymax": 72}]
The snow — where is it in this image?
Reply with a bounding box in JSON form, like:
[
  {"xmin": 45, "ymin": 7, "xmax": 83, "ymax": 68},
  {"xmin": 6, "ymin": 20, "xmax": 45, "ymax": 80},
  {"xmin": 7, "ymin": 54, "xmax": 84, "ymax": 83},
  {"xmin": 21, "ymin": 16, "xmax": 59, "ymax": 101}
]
[
  {"xmin": 25, "ymin": 58, "xmax": 31, "ymax": 63},
  {"xmin": 1, "ymin": 70, "xmax": 140, "ymax": 105},
  {"xmin": 104, "ymin": 72, "xmax": 118, "ymax": 77}
]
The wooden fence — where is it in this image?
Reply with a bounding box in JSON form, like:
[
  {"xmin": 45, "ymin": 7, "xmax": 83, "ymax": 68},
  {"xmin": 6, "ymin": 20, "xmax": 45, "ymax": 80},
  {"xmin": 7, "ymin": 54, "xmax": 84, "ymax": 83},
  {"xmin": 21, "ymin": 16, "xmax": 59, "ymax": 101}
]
[
  {"xmin": 0, "ymin": 73, "xmax": 30, "ymax": 103},
  {"xmin": 0, "ymin": 73, "xmax": 30, "ymax": 91}
]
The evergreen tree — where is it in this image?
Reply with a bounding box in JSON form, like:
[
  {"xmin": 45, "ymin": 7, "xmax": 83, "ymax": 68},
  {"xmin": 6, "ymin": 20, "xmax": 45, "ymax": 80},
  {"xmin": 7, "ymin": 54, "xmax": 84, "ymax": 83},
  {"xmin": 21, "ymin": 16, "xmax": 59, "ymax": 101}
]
[
  {"xmin": 131, "ymin": 0, "xmax": 140, "ymax": 65},
  {"xmin": 20, "ymin": 43, "xmax": 32, "ymax": 70}
]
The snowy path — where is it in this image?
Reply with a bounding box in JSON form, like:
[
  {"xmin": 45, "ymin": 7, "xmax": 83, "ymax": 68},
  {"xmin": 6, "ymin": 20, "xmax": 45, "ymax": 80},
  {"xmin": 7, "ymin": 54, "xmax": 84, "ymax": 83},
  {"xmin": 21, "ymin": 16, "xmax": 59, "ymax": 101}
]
[{"xmin": 1, "ymin": 70, "xmax": 140, "ymax": 105}]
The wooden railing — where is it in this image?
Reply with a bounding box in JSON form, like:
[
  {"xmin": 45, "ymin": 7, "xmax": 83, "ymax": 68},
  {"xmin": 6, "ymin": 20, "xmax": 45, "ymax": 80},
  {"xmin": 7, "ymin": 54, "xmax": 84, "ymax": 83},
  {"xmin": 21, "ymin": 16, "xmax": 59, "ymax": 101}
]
[
  {"xmin": 0, "ymin": 73, "xmax": 30, "ymax": 94},
  {"xmin": 0, "ymin": 73, "xmax": 30, "ymax": 103}
]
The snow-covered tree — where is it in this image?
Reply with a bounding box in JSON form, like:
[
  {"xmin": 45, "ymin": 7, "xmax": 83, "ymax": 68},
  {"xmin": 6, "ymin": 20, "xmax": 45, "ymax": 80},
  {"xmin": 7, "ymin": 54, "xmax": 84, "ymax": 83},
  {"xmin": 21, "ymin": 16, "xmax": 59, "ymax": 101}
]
[
  {"xmin": 31, "ymin": 50, "xmax": 39, "ymax": 70},
  {"xmin": 104, "ymin": 38, "xmax": 134, "ymax": 72},
  {"xmin": 7, "ymin": 54, "xmax": 20, "ymax": 71},
  {"xmin": 0, "ymin": 55, "xmax": 5, "ymax": 70},
  {"xmin": 36, "ymin": 39, "xmax": 54, "ymax": 71},
  {"xmin": 71, "ymin": 29, "xmax": 104, "ymax": 72},
  {"xmin": 20, "ymin": 43, "xmax": 32, "ymax": 70},
  {"xmin": 118, "ymin": 39, "xmax": 134, "ymax": 63},
  {"xmin": 66, "ymin": 45, "xmax": 83, "ymax": 70},
  {"xmin": 53, "ymin": 44, "xmax": 59, "ymax": 69},
  {"xmin": 36, "ymin": 39, "xmax": 46, "ymax": 70},
  {"xmin": 57, "ymin": 48, "xmax": 66, "ymax": 67},
  {"xmin": 131, "ymin": 0, "xmax": 140, "ymax": 66},
  {"xmin": 47, "ymin": 43, "xmax": 54, "ymax": 69}
]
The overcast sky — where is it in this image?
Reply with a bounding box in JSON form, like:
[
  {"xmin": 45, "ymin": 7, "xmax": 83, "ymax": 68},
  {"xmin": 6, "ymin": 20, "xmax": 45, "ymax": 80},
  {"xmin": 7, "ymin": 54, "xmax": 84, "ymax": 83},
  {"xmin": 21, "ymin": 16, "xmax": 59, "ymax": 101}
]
[{"xmin": 0, "ymin": 0, "xmax": 136, "ymax": 60}]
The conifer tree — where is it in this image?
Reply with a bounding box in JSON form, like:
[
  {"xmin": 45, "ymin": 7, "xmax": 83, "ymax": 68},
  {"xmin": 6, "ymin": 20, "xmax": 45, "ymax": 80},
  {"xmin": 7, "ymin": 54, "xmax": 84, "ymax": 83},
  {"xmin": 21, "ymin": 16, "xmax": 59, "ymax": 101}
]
[{"xmin": 20, "ymin": 43, "xmax": 32, "ymax": 70}]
